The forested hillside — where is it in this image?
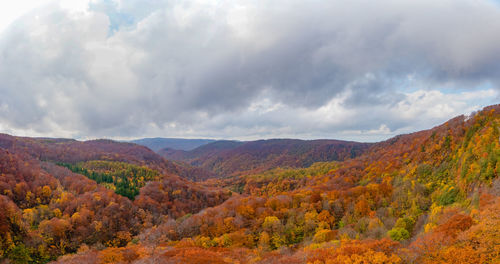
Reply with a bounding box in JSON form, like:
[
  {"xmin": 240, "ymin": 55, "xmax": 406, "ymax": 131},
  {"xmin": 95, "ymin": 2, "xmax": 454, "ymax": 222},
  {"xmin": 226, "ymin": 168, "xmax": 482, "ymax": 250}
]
[
  {"xmin": 0, "ymin": 138, "xmax": 231, "ymax": 263},
  {"xmin": 56, "ymin": 104, "xmax": 499, "ymax": 263},
  {"xmin": 160, "ymin": 139, "xmax": 372, "ymax": 177},
  {"xmin": 0, "ymin": 105, "xmax": 498, "ymax": 264}
]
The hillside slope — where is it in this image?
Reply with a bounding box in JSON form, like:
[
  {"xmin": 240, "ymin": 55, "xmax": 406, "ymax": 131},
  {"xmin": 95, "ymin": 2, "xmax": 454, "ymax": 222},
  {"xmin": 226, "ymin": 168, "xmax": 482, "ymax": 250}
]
[
  {"xmin": 160, "ymin": 139, "xmax": 372, "ymax": 177},
  {"xmin": 54, "ymin": 104, "xmax": 499, "ymax": 263},
  {"xmin": 0, "ymin": 105, "xmax": 498, "ymax": 264},
  {"xmin": 0, "ymin": 134, "xmax": 216, "ymax": 182},
  {"xmin": 0, "ymin": 136, "xmax": 231, "ymax": 262}
]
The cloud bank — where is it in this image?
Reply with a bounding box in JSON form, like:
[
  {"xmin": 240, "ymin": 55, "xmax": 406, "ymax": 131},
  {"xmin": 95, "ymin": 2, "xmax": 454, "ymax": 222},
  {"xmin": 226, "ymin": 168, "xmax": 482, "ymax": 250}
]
[{"xmin": 0, "ymin": 0, "xmax": 498, "ymax": 141}]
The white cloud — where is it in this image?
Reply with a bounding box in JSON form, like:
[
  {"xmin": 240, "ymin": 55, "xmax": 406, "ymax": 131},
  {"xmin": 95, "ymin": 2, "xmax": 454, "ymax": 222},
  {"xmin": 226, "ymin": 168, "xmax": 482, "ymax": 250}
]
[
  {"xmin": 0, "ymin": 0, "xmax": 51, "ymax": 34},
  {"xmin": 0, "ymin": 0, "xmax": 499, "ymax": 141},
  {"xmin": 0, "ymin": 0, "xmax": 91, "ymax": 34}
]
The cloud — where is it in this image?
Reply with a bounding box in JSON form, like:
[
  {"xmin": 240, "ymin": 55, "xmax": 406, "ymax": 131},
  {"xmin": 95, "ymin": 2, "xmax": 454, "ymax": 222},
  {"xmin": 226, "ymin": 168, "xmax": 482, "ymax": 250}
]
[{"xmin": 0, "ymin": 0, "xmax": 498, "ymax": 141}]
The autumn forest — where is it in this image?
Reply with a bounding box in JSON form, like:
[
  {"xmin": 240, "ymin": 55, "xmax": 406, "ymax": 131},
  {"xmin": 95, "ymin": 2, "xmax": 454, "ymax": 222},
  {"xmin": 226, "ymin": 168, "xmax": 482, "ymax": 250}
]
[{"xmin": 0, "ymin": 104, "xmax": 497, "ymax": 263}]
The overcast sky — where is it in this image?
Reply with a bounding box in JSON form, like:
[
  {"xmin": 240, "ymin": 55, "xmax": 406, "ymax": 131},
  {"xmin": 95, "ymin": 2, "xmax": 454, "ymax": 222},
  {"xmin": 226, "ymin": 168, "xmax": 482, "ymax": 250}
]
[{"xmin": 0, "ymin": 0, "xmax": 498, "ymax": 142}]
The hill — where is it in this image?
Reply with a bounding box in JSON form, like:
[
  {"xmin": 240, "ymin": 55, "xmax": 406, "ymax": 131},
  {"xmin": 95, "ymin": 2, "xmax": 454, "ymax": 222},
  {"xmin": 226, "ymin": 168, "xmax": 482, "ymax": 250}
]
[
  {"xmin": 159, "ymin": 139, "xmax": 372, "ymax": 177},
  {"xmin": 0, "ymin": 134, "xmax": 217, "ymax": 182},
  {"xmin": 129, "ymin": 138, "xmax": 216, "ymax": 151},
  {"xmin": 0, "ymin": 147, "xmax": 230, "ymax": 263},
  {"xmin": 0, "ymin": 104, "xmax": 498, "ymax": 263},
  {"xmin": 55, "ymin": 104, "xmax": 499, "ymax": 263},
  {"xmin": 158, "ymin": 140, "xmax": 244, "ymax": 161}
]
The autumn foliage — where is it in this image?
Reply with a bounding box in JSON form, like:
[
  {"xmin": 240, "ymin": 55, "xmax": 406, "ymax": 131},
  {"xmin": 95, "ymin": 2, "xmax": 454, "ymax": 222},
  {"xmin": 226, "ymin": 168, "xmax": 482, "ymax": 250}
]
[{"xmin": 0, "ymin": 104, "xmax": 498, "ymax": 263}]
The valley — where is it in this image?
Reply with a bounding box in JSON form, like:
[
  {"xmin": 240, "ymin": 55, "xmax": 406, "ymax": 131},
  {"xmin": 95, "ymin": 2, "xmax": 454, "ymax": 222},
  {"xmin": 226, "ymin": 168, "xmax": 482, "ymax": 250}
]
[{"xmin": 0, "ymin": 104, "xmax": 498, "ymax": 263}]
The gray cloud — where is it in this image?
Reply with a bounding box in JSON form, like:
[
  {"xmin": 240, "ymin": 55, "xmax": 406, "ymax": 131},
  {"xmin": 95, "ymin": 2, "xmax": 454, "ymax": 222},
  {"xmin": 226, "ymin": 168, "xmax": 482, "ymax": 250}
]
[{"xmin": 0, "ymin": 0, "xmax": 499, "ymax": 140}]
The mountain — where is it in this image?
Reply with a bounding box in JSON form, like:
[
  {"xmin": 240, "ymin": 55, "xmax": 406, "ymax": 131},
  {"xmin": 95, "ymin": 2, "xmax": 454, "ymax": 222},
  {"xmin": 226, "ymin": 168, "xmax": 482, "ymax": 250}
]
[
  {"xmin": 159, "ymin": 139, "xmax": 372, "ymax": 177},
  {"xmin": 56, "ymin": 104, "xmax": 499, "ymax": 263},
  {"xmin": 0, "ymin": 133, "xmax": 230, "ymax": 210},
  {"xmin": 129, "ymin": 137, "xmax": 216, "ymax": 151},
  {"xmin": 0, "ymin": 104, "xmax": 498, "ymax": 264},
  {"xmin": 0, "ymin": 147, "xmax": 230, "ymax": 263},
  {"xmin": 158, "ymin": 140, "xmax": 244, "ymax": 161},
  {"xmin": 0, "ymin": 134, "xmax": 217, "ymax": 182}
]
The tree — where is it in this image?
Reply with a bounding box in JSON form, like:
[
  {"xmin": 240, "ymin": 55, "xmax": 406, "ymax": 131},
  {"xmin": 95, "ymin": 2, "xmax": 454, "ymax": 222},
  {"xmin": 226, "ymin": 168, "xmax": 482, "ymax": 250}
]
[
  {"xmin": 388, "ymin": 228, "xmax": 409, "ymax": 241},
  {"xmin": 7, "ymin": 244, "xmax": 32, "ymax": 264}
]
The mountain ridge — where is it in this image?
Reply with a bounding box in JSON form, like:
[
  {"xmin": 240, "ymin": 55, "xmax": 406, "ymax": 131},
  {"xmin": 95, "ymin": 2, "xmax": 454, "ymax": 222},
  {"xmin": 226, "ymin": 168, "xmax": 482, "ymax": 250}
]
[
  {"xmin": 0, "ymin": 104, "xmax": 498, "ymax": 263},
  {"xmin": 159, "ymin": 138, "xmax": 373, "ymax": 177},
  {"xmin": 129, "ymin": 137, "xmax": 217, "ymax": 151}
]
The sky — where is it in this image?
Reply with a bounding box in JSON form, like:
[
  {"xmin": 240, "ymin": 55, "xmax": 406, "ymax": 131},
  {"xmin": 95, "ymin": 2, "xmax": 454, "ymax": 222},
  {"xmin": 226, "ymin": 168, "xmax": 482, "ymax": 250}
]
[{"xmin": 0, "ymin": 0, "xmax": 498, "ymax": 142}]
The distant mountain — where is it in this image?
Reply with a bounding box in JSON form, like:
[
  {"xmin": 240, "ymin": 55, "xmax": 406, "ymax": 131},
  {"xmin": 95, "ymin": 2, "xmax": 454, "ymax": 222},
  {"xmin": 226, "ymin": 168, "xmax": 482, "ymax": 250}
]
[
  {"xmin": 129, "ymin": 137, "xmax": 216, "ymax": 151},
  {"xmin": 159, "ymin": 140, "xmax": 244, "ymax": 160},
  {"xmin": 159, "ymin": 139, "xmax": 372, "ymax": 177}
]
